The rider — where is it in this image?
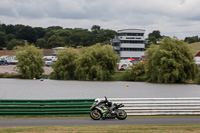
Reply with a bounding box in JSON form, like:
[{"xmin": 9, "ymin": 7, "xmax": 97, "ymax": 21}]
[{"xmin": 95, "ymin": 98, "xmax": 112, "ymax": 119}]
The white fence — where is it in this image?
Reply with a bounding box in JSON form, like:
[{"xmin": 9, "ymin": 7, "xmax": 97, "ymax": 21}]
[{"xmin": 107, "ymin": 98, "xmax": 200, "ymax": 115}]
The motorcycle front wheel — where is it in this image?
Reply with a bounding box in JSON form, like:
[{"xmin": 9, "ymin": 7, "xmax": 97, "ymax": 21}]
[
  {"xmin": 90, "ymin": 109, "xmax": 102, "ymax": 120},
  {"xmin": 116, "ymin": 110, "xmax": 127, "ymax": 120}
]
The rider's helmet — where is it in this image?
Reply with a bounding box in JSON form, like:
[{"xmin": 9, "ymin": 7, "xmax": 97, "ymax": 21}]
[
  {"xmin": 95, "ymin": 98, "xmax": 101, "ymax": 104},
  {"xmin": 107, "ymin": 101, "xmax": 112, "ymax": 107}
]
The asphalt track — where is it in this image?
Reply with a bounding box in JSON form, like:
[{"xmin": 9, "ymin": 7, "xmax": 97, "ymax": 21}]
[{"xmin": 1, "ymin": 117, "xmax": 200, "ymax": 127}]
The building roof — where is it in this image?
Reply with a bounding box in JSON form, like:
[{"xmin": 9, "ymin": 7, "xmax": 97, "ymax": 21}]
[
  {"xmin": 117, "ymin": 29, "xmax": 145, "ymax": 33},
  {"xmin": 195, "ymin": 52, "xmax": 200, "ymax": 57},
  {"xmin": 0, "ymin": 49, "xmax": 54, "ymax": 56},
  {"xmin": 0, "ymin": 50, "xmax": 15, "ymax": 56},
  {"xmin": 52, "ymin": 47, "xmax": 65, "ymax": 49}
]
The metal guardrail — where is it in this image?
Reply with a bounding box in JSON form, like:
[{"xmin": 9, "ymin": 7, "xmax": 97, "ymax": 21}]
[
  {"xmin": 108, "ymin": 98, "xmax": 200, "ymax": 115},
  {"xmin": 1, "ymin": 98, "xmax": 200, "ymax": 116},
  {"xmin": 0, "ymin": 99, "xmax": 94, "ymax": 116}
]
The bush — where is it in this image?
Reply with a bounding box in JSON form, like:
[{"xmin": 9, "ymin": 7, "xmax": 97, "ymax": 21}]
[
  {"xmin": 122, "ymin": 61, "xmax": 147, "ymax": 81},
  {"xmin": 75, "ymin": 44, "xmax": 120, "ymax": 81},
  {"xmin": 15, "ymin": 44, "xmax": 44, "ymax": 79},
  {"xmin": 50, "ymin": 44, "xmax": 120, "ymax": 81},
  {"xmin": 195, "ymin": 67, "xmax": 200, "ymax": 84},
  {"xmin": 146, "ymin": 37, "xmax": 196, "ymax": 83},
  {"xmin": 50, "ymin": 47, "xmax": 78, "ymax": 80},
  {"xmin": 0, "ymin": 73, "xmax": 21, "ymax": 78},
  {"xmin": 110, "ymin": 72, "xmax": 126, "ymax": 81}
]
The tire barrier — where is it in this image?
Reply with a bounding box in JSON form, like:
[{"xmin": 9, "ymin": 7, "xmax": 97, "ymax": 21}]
[
  {"xmin": 0, "ymin": 99, "xmax": 94, "ymax": 116},
  {"xmin": 107, "ymin": 98, "xmax": 200, "ymax": 115}
]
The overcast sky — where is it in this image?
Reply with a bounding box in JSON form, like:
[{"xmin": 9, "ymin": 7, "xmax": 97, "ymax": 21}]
[{"xmin": 0, "ymin": 0, "xmax": 200, "ymax": 39}]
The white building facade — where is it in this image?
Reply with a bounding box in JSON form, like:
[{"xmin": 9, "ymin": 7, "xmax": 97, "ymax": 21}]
[{"xmin": 111, "ymin": 29, "xmax": 145, "ymax": 60}]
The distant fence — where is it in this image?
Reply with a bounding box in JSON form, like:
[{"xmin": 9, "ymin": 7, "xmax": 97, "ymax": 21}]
[
  {"xmin": 0, "ymin": 99, "xmax": 94, "ymax": 117},
  {"xmin": 108, "ymin": 98, "xmax": 200, "ymax": 115},
  {"xmin": 1, "ymin": 98, "xmax": 200, "ymax": 117}
]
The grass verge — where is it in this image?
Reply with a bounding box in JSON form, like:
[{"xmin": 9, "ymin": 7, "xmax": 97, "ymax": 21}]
[
  {"xmin": 1, "ymin": 125, "xmax": 200, "ymax": 133},
  {"xmin": 189, "ymin": 42, "xmax": 200, "ymax": 56},
  {"xmin": 1, "ymin": 115, "xmax": 200, "ymax": 119},
  {"xmin": 0, "ymin": 73, "xmax": 21, "ymax": 78},
  {"xmin": 0, "ymin": 73, "xmax": 49, "ymax": 79}
]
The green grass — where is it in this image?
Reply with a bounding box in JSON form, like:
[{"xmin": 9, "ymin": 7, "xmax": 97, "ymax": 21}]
[
  {"xmin": 0, "ymin": 116, "xmax": 90, "ymax": 119},
  {"xmin": 0, "ymin": 73, "xmax": 21, "ymax": 78},
  {"xmin": 0, "ymin": 73, "xmax": 49, "ymax": 79},
  {"xmin": 189, "ymin": 42, "xmax": 200, "ymax": 56},
  {"xmin": 1, "ymin": 125, "xmax": 200, "ymax": 133},
  {"xmin": 110, "ymin": 71, "xmax": 125, "ymax": 81},
  {"xmin": 1, "ymin": 115, "xmax": 200, "ymax": 119}
]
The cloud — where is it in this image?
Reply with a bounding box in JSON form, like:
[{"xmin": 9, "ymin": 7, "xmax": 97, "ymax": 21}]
[
  {"xmin": 1, "ymin": 0, "xmax": 200, "ymax": 20},
  {"xmin": 0, "ymin": 0, "xmax": 200, "ymax": 39}
]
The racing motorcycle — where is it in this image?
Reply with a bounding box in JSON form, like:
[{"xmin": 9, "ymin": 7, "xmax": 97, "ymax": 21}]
[{"xmin": 90, "ymin": 96, "xmax": 127, "ymax": 120}]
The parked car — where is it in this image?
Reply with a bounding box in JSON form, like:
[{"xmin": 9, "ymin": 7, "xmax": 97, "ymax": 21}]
[
  {"xmin": 0, "ymin": 60, "xmax": 9, "ymax": 65},
  {"xmin": 43, "ymin": 56, "xmax": 56, "ymax": 61}
]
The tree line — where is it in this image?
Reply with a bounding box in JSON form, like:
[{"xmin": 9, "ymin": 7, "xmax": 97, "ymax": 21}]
[
  {"xmin": 14, "ymin": 38, "xmax": 200, "ymax": 84},
  {"xmin": 15, "ymin": 43, "xmax": 120, "ymax": 81},
  {"xmin": 1, "ymin": 23, "xmax": 200, "ymax": 50},
  {"xmin": 122, "ymin": 37, "xmax": 200, "ymax": 84},
  {"xmin": 0, "ymin": 24, "xmax": 116, "ymax": 50},
  {"xmin": 145, "ymin": 30, "xmax": 200, "ymax": 48}
]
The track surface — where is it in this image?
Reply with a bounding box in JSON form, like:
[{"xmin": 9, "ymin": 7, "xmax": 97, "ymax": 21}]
[{"xmin": 1, "ymin": 117, "xmax": 200, "ymax": 127}]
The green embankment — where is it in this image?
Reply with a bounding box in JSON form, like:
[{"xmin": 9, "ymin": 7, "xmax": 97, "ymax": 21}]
[
  {"xmin": 189, "ymin": 42, "xmax": 200, "ymax": 56},
  {"xmin": 1, "ymin": 125, "xmax": 200, "ymax": 133}
]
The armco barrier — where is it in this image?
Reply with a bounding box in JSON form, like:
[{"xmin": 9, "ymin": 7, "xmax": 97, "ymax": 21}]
[
  {"xmin": 1, "ymin": 98, "xmax": 200, "ymax": 116},
  {"xmin": 0, "ymin": 99, "xmax": 94, "ymax": 116},
  {"xmin": 107, "ymin": 98, "xmax": 200, "ymax": 115}
]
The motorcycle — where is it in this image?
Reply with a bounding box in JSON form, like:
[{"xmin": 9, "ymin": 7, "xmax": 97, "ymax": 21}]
[{"xmin": 89, "ymin": 96, "xmax": 127, "ymax": 120}]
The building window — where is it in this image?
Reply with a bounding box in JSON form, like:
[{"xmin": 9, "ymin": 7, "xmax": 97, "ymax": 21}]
[
  {"xmin": 120, "ymin": 48, "xmax": 144, "ymax": 51},
  {"xmin": 113, "ymin": 42, "xmax": 120, "ymax": 46},
  {"xmin": 120, "ymin": 40, "xmax": 144, "ymax": 43},
  {"xmin": 117, "ymin": 33, "xmax": 144, "ymax": 36}
]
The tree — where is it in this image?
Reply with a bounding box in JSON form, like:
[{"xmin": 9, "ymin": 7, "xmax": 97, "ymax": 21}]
[
  {"xmin": 91, "ymin": 25, "xmax": 101, "ymax": 34},
  {"xmin": 149, "ymin": 30, "xmax": 161, "ymax": 38},
  {"xmin": 46, "ymin": 26, "xmax": 63, "ymax": 31},
  {"xmin": 146, "ymin": 30, "xmax": 162, "ymax": 48},
  {"xmin": 96, "ymin": 29, "xmax": 116, "ymax": 43},
  {"xmin": 0, "ymin": 31, "xmax": 7, "ymax": 49},
  {"xmin": 4, "ymin": 24, "xmax": 16, "ymax": 34},
  {"xmin": 0, "ymin": 23, "xmax": 119, "ymax": 49},
  {"xmin": 45, "ymin": 35, "xmax": 65, "ymax": 49},
  {"xmin": 7, "ymin": 39, "xmax": 25, "ymax": 50},
  {"xmin": 15, "ymin": 44, "xmax": 44, "ymax": 79},
  {"xmin": 146, "ymin": 37, "xmax": 196, "ymax": 83},
  {"xmin": 34, "ymin": 27, "xmax": 46, "ymax": 39},
  {"xmin": 6, "ymin": 33, "xmax": 15, "ymax": 41},
  {"xmin": 35, "ymin": 38, "xmax": 46, "ymax": 48},
  {"xmin": 50, "ymin": 44, "xmax": 119, "ymax": 81},
  {"xmin": 50, "ymin": 48, "xmax": 78, "ymax": 80},
  {"xmin": 15, "ymin": 25, "xmax": 37, "ymax": 43},
  {"xmin": 184, "ymin": 35, "xmax": 199, "ymax": 44},
  {"xmin": 75, "ymin": 43, "xmax": 120, "ymax": 81},
  {"xmin": 0, "ymin": 24, "xmax": 6, "ymax": 32}
]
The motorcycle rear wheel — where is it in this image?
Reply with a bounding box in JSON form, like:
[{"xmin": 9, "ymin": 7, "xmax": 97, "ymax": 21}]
[
  {"xmin": 116, "ymin": 110, "xmax": 127, "ymax": 120},
  {"xmin": 90, "ymin": 109, "xmax": 102, "ymax": 120}
]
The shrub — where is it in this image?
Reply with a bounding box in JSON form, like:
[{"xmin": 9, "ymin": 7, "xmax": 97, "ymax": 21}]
[
  {"xmin": 195, "ymin": 67, "xmax": 200, "ymax": 84},
  {"xmin": 122, "ymin": 61, "xmax": 147, "ymax": 81},
  {"xmin": 15, "ymin": 44, "xmax": 44, "ymax": 79},
  {"xmin": 146, "ymin": 37, "xmax": 196, "ymax": 83},
  {"xmin": 50, "ymin": 47, "xmax": 78, "ymax": 80}
]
